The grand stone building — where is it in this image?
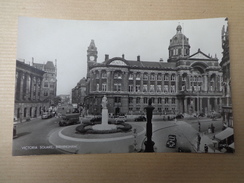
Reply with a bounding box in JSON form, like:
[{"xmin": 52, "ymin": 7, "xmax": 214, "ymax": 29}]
[
  {"xmin": 32, "ymin": 60, "xmax": 57, "ymax": 104},
  {"xmin": 220, "ymin": 24, "xmax": 232, "ymax": 128},
  {"xmin": 14, "ymin": 60, "xmax": 50, "ymax": 121},
  {"xmin": 84, "ymin": 25, "xmax": 223, "ymax": 116},
  {"xmin": 71, "ymin": 77, "xmax": 87, "ymax": 107}
]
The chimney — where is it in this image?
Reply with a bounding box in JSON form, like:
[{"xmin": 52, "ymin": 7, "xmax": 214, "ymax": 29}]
[
  {"xmin": 105, "ymin": 54, "xmax": 109, "ymax": 61},
  {"xmin": 159, "ymin": 58, "xmax": 163, "ymax": 62},
  {"xmin": 137, "ymin": 55, "xmax": 140, "ymax": 61},
  {"xmin": 122, "ymin": 54, "xmax": 124, "ymax": 59}
]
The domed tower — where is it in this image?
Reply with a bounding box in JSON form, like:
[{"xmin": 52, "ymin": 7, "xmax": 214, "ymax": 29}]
[
  {"xmin": 168, "ymin": 25, "xmax": 190, "ymax": 62},
  {"xmin": 87, "ymin": 40, "xmax": 98, "ymax": 78}
]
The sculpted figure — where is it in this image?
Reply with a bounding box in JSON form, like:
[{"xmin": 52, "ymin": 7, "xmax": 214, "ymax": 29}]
[{"xmin": 101, "ymin": 95, "xmax": 108, "ymax": 109}]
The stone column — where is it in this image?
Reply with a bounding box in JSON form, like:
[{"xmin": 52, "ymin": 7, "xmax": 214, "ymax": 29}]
[
  {"xmin": 175, "ymin": 74, "xmax": 179, "ymax": 93},
  {"xmin": 19, "ymin": 72, "xmax": 25, "ymax": 101},
  {"xmin": 31, "ymin": 76, "xmax": 35, "ymax": 100},
  {"xmin": 140, "ymin": 72, "xmax": 143, "ymax": 92},
  {"xmin": 133, "ymin": 72, "xmax": 136, "ymax": 92},
  {"xmin": 110, "ymin": 71, "xmax": 114, "ymax": 91},
  {"xmin": 207, "ymin": 97, "xmax": 210, "ymax": 113},
  {"xmin": 162, "ymin": 74, "xmax": 165, "ymax": 93},
  {"xmin": 89, "ymin": 72, "xmax": 93, "ymax": 92},
  {"xmin": 184, "ymin": 98, "xmax": 187, "ymax": 113},
  {"xmin": 106, "ymin": 71, "xmax": 111, "ymax": 91},
  {"xmin": 35, "ymin": 77, "xmax": 39, "ymax": 101},
  {"xmin": 123, "ymin": 71, "xmax": 128, "ymax": 92},
  {"xmin": 200, "ymin": 97, "xmax": 203, "ymax": 113},
  {"xmin": 99, "ymin": 70, "xmax": 102, "ymax": 91},
  {"xmin": 168, "ymin": 74, "xmax": 171, "ymax": 93},
  {"xmin": 214, "ymin": 97, "xmax": 218, "ymax": 112},
  {"xmin": 204, "ymin": 74, "xmax": 207, "ymax": 92}
]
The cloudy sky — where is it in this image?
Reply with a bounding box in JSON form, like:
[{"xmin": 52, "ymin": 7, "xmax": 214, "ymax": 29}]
[{"xmin": 17, "ymin": 17, "xmax": 227, "ymax": 95}]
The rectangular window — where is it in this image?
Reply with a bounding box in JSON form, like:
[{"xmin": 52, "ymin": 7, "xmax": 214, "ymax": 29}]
[
  {"xmin": 136, "ymin": 74, "xmax": 140, "ymax": 80},
  {"xmin": 143, "ymin": 75, "xmax": 148, "ymax": 80},
  {"xmin": 171, "ymin": 85, "xmax": 175, "ymax": 93},
  {"xmin": 165, "ymin": 98, "xmax": 169, "ymax": 104},
  {"xmin": 129, "ymin": 74, "xmax": 133, "ymax": 80},
  {"xmin": 182, "ymin": 76, "xmax": 186, "ymax": 81},
  {"xmin": 172, "ymin": 98, "xmax": 176, "ymax": 104},
  {"xmin": 115, "ymin": 97, "xmax": 121, "ymax": 103},
  {"xmin": 136, "ymin": 97, "xmax": 140, "ymax": 104},
  {"xmin": 129, "ymin": 85, "xmax": 133, "ymax": 92},
  {"xmin": 129, "ymin": 97, "xmax": 133, "ymax": 104},
  {"xmin": 164, "ymin": 75, "xmax": 169, "ymax": 81},
  {"xmin": 102, "ymin": 83, "xmax": 107, "ymax": 91},
  {"xmin": 44, "ymin": 82, "xmax": 48, "ymax": 87},
  {"xmin": 150, "ymin": 85, "xmax": 155, "ymax": 92},
  {"xmin": 157, "ymin": 75, "xmax": 162, "ymax": 80},
  {"xmin": 158, "ymin": 108, "xmax": 162, "ymax": 112},
  {"xmin": 136, "ymin": 85, "xmax": 140, "ymax": 92},
  {"xmin": 143, "ymin": 85, "xmax": 147, "ymax": 92},
  {"xmin": 150, "ymin": 75, "xmax": 155, "ymax": 81},
  {"xmin": 96, "ymin": 84, "xmax": 99, "ymax": 91},
  {"xmin": 144, "ymin": 97, "xmax": 148, "ymax": 104},
  {"xmin": 182, "ymin": 85, "xmax": 185, "ymax": 91},
  {"xmin": 102, "ymin": 72, "xmax": 107, "ymax": 78},
  {"xmin": 164, "ymin": 85, "xmax": 168, "ymax": 92},
  {"xmin": 158, "ymin": 98, "xmax": 162, "ymax": 104},
  {"xmin": 114, "ymin": 84, "xmax": 121, "ymax": 91},
  {"xmin": 171, "ymin": 75, "xmax": 175, "ymax": 81},
  {"xmin": 157, "ymin": 85, "xmax": 162, "ymax": 92}
]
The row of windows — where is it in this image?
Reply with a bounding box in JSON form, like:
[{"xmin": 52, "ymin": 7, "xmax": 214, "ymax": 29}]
[
  {"xmin": 96, "ymin": 72, "xmax": 177, "ymax": 81},
  {"xmin": 128, "ymin": 97, "xmax": 176, "ymax": 104},
  {"xmin": 129, "ymin": 107, "xmax": 176, "ymax": 113},
  {"xmin": 96, "ymin": 83, "xmax": 176, "ymax": 92}
]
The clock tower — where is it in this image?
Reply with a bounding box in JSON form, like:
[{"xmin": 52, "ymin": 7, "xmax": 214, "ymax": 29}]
[{"xmin": 87, "ymin": 40, "xmax": 98, "ymax": 78}]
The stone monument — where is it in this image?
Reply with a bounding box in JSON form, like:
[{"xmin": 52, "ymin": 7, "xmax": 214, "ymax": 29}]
[{"xmin": 92, "ymin": 95, "xmax": 116, "ymax": 130}]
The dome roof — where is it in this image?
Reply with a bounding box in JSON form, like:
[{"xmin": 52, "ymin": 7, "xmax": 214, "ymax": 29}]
[{"xmin": 169, "ymin": 25, "xmax": 190, "ymax": 47}]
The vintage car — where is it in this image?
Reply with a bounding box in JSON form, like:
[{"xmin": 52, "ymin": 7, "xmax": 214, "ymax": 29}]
[
  {"xmin": 41, "ymin": 112, "xmax": 52, "ymax": 119},
  {"xmin": 166, "ymin": 135, "xmax": 177, "ymax": 148},
  {"xmin": 134, "ymin": 116, "xmax": 146, "ymax": 122},
  {"xmin": 115, "ymin": 116, "xmax": 126, "ymax": 123},
  {"xmin": 59, "ymin": 113, "xmax": 80, "ymax": 126}
]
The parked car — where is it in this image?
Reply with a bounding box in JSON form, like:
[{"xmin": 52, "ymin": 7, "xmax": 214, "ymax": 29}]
[
  {"xmin": 175, "ymin": 114, "xmax": 184, "ymax": 119},
  {"xmin": 90, "ymin": 117, "xmax": 102, "ymax": 123},
  {"xmin": 41, "ymin": 112, "xmax": 52, "ymax": 119},
  {"xmin": 115, "ymin": 116, "xmax": 126, "ymax": 123},
  {"xmin": 134, "ymin": 116, "xmax": 146, "ymax": 122},
  {"xmin": 166, "ymin": 135, "xmax": 177, "ymax": 148}
]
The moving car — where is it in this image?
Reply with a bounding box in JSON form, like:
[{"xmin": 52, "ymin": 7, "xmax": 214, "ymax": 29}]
[
  {"xmin": 41, "ymin": 112, "xmax": 52, "ymax": 119},
  {"xmin": 59, "ymin": 113, "xmax": 80, "ymax": 126},
  {"xmin": 115, "ymin": 116, "xmax": 126, "ymax": 123},
  {"xmin": 134, "ymin": 116, "xmax": 146, "ymax": 122},
  {"xmin": 166, "ymin": 135, "xmax": 177, "ymax": 148}
]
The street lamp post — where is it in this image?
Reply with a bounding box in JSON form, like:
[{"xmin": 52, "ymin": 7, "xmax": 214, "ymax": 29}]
[{"xmin": 144, "ymin": 98, "xmax": 155, "ymax": 152}]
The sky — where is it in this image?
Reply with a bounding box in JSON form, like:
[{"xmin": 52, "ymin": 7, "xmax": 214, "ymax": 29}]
[{"xmin": 17, "ymin": 17, "xmax": 228, "ymax": 95}]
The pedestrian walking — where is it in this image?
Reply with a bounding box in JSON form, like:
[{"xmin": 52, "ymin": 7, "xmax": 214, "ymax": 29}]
[
  {"xmin": 211, "ymin": 123, "xmax": 215, "ymax": 133},
  {"xmin": 198, "ymin": 121, "xmax": 201, "ymax": 132},
  {"xmin": 204, "ymin": 144, "xmax": 208, "ymax": 153},
  {"xmin": 198, "ymin": 133, "xmax": 201, "ymax": 144}
]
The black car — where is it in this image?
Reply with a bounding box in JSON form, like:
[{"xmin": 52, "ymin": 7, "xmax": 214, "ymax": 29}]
[
  {"xmin": 175, "ymin": 114, "xmax": 184, "ymax": 119},
  {"xmin": 134, "ymin": 116, "xmax": 146, "ymax": 122},
  {"xmin": 166, "ymin": 135, "xmax": 177, "ymax": 148}
]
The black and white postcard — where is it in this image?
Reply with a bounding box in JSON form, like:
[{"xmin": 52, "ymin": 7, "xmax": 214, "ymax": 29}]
[{"xmin": 13, "ymin": 17, "xmax": 234, "ymax": 156}]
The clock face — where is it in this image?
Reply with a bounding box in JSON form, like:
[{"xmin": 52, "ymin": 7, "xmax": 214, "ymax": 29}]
[{"xmin": 90, "ymin": 56, "xmax": 95, "ymax": 61}]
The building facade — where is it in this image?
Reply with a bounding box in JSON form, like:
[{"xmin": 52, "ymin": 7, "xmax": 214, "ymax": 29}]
[
  {"xmin": 32, "ymin": 60, "xmax": 57, "ymax": 105},
  {"xmin": 71, "ymin": 77, "xmax": 87, "ymax": 106},
  {"xmin": 14, "ymin": 60, "xmax": 50, "ymax": 121},
  {"xmin": 220, "ymin": 23, "xmax": 233, "ymax": 128},
  {"xmin": 84, "ymin": 25, "xmax": 223, "ymax": 116}
]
